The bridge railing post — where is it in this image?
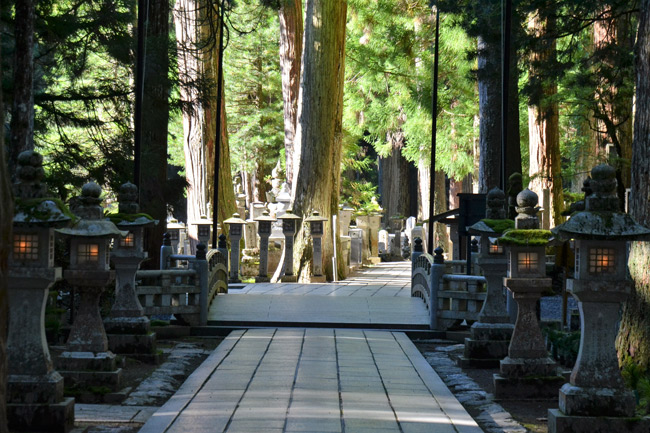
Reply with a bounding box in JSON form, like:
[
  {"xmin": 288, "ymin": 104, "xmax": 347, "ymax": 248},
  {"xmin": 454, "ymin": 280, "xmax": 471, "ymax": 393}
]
[
  {"xmin": 411, "ymin": 237, "xmax": 424, "ymax": 276},
  {"xmin": 429, "ymin": 247, "xmax": 446, "ymax": 330},
  {"xmin": 160, "ymin": 232, "xmax": 173, "ymax": 270},
  {"xmin": 193, "ymin": 243, "xmax": 209, "ymax": 325}
]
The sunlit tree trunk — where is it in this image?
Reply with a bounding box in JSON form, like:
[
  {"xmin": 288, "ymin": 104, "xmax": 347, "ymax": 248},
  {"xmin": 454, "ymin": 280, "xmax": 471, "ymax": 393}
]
[
  {"xmin": 291, "ymin": 0, "xmax": 347, "ymax": 281},
  {"xmin": 617, "ymin": 0, "xmax": 650, "ymax": 370},
  {"xmin": 380, "ymin": 130, "xmax": 410, "ymax": 222},
  {"xmin": 278, "ymin": 0, "xmax": 303, "ymax": 189},
  {"xmin": 527, "ymin": 13, "xmax": 563, "ymax": 226},
  {"xmin": 8, "ymin": 0, "xmax": 35, "ymax": 177}
]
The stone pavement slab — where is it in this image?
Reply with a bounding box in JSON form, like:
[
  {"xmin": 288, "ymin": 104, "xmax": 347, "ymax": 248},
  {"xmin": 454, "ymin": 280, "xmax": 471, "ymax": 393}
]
[{"xmin": 139, "ymin": 328, "xmax": 483, "ymax": 433}]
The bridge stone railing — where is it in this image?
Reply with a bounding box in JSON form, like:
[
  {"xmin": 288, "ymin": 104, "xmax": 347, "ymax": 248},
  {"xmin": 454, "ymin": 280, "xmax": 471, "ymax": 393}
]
[
  {"xmin": 411, "ymin": 239, "xmax": 486, "ymax": 330},
  {"xmin": 135, "ymin": 239, "xmax": 228, "ymax": 326}
]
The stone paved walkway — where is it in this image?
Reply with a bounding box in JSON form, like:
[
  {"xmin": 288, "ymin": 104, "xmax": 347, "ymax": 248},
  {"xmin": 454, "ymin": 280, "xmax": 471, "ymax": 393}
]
[
  {"xmin": 140, "ymin": 328, "xmax": 483, "ymax": 433},
  {"xmin": 209, "ymin": 262, "xmax": 429, "ymax": 327}
]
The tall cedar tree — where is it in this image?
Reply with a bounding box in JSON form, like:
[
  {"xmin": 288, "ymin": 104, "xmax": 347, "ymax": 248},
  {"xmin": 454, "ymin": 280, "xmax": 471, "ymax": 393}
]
[
  {"xmin": 291, "ymin": 0, "xmax": 347, "ymax": 281},
  {"xmin": 617, "ymin": 0, "xmax": 650, "ymax": 371}
]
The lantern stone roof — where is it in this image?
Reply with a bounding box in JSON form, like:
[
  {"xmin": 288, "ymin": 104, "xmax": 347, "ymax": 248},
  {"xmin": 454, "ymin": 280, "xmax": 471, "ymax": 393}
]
[
  {"xmin": 255, "ymin": 210, "xmax": 276, "ymax": 222},
  {"xmin": 305, "ymin": 211, "xmax": 328, "ymax": 223},
  {"xmin": 56, "ymin": 182, "xmax": 127, "ymax": 238},
  {"xmin": 552, "ymin": 164, "xmax": 650, "ymax": 241},
  {"xmin": 12, "ymin": 150, "xmax": 74, "ymax": 227},
  {"xmin": 278, "ymin": 209, "xmax": 302, "ymax": 220},
  {"xmin": 497, "ymin": 229, "xmax": 553, "ymax": 246},
  {"xmin": 224, "ymin": 213, "xmax": 247, "ymax": 225},
  {"xmin": 468, "ymin": 219, "xmax": 514, "ymax": 236}
]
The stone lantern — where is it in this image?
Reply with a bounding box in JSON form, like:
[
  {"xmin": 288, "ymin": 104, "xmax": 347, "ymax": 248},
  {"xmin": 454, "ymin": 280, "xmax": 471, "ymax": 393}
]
[
  {"xmin": 55, "ymin": 182, "xmax": 127, "ymax": 395},
  {"xmin": 255, "ymin": 210, "xmax": 276, "ymax": 282},
  {"xmin": 493, "ymin": 188, "xmax": 563, "ymax": 399},
  {"xmin": 278, "ymin": 209, "xmax": 302, "ymax": 282},
  {"xmin": 104, "ymin": 182, "xmax": 158, "ymax": 363},
  {"xmin": 462, "ymin": 187, "xmax": 514, "ymax": 368},
  {"xmin": 167, "ymin": 218, "xmax": 185, "ymax": 254},
  {"xmin": 7, "ymin": 151, "xmax": 75, "ymax": 432},
  {"xmin": 548, "ymin": 164, "xmax": 650, "ymax": 433},
  {"xmin": 224, "ymin": 213, "xmax": 246, "ymax": 283},
  {"xmin": 305, "ymin": 211, "xmax": 328, "ymax": 282},
  {"xmin": 193, "ymin": 215, "xmax": 213, "ymax": 248}
]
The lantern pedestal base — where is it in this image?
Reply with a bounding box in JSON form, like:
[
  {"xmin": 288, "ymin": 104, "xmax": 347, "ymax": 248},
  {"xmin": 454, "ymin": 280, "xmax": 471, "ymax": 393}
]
[
  {"xmin": 56, "ymin": 351, "xmax": 123, "ymax": 400},
  {"xmin": 493, "ymin": 373, "xmax": 565, "ymax": 399},
  {"xmin": 548, "ymin": 409, "xmax": 650, "ymax": 433},
  {"xmin": 106, "ymin": 332, "xmax": 159, "ymax": 365},
  {"xmin": 364, "ymin": 256, "xmax": 382, "ymax": 265},
  {"xmin": 310, "ymin": 275, "xmax": 327, "ymax": 283},
  {"xmin": 460, "ymin": 322, "xmax": 513, "ymax": 368},
  {"xmin": 7, "ymin": 397, "xmax": 75, "ymax": 433},
  {"xmin": 558, "ymin": 383, "xmax": 635, "ymax": 417},
  {"xmin": 8, "ymin": 371, "xmax": 64, "ymax": 404},
  {"xmin": 281, "ymin": 275, "xmax": 298, "ymax": 282},
  {"xmin": 255, "ymin": 276, "xmax": 270, "ymax": 283}
]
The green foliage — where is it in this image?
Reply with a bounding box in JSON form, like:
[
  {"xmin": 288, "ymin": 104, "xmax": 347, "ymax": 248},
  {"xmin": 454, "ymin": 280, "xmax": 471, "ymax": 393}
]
[
  {"xmin": 345, "ymin": 0, "xmax": 477, "ymax": 180},
  {"xmin": 622, "ymin": 361, "xmax": 650, "ymax": 416},
  {"xmin": 224, "ymin": 0, "xmax": 284, "ymax": 182},
  {"xmin": 481, "ymin": 218, "xmax": 515, "ymax": 233},
  {"xmin": 544, "ymin": 328, "xmax": 580, "ymax": 367}
]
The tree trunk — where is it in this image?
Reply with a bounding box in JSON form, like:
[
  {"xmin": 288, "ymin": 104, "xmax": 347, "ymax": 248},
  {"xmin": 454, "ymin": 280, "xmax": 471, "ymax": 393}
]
[
  {"xmin": 278, "ymin": 0, "xmax": 303, "ymax": 189},
  {"xmin": 477, "ymin": 31, "xmax": 502, "ymax": 193},
  {"xmin": 8, "ymin": 0, "xmax": 35, "ymax": 177},
  {"xmin": 140, "ymin": 0, "xmax": 170, "ymax": 267},
  {"xmin": 379, "ymin": 131, "xmax": 410, "ymax": 222},
  {"xmin": 0, "ymin": 21, "xmax": 11, "ymax": 430},
  {"xmin": 617, "ymin": 0, "xmax": 650, "ymax": 370},
  {"xmin": 527, "ymin": 14, "xmax": 563, "ymax": 227},
  {"xmin": 506, "ymin": 30, "xmax": 522, "ymax": 181},
  {"xmin": 291, "ymin": 0, "xmax": 347, "ymax": 281}
]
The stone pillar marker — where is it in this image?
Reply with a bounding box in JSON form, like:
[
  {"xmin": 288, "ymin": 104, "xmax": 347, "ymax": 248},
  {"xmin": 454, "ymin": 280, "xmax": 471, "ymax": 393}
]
[
  {"xmin": 493, "ymin": 188, "xmax": 564, "ymax": 399},
  {"xmin": 104, "ymin": 182, "xmax": 159, "ymax": 363},
  {"xmin": 166, "ymin": 218, "xmax": 185, "ymax": 253},
  {"xmin": 7, "ymin": 151, "xmax": 75, "ymax": 432},
  {"xmin": 278, "ymin": 209, "xmax": 302, "ymax": 282},
  {"xmin": 192, "ymin": 215, "xmax": 212, "ymax": 251},
  {"xmin": 224, "ymin": 213, "xmax": 246, "ymax": 283},
  {"xmin": 305, "ymin": 211, "xmax": 328, "ymax": 282},
  {"xmin": 55, "ymin": 182, "xmax": 127, "ymax": 399},
  {"xmin": 461, "ymin": 187, "xmax": 514, "ymax": 368},
  {"xmin": 255, "ymin": 210, "xmax": 276, "ymax": 282},
  {"xmin": 349, "ymin": 226, "xmax": 363, "ymax": 268},
  {"xmin": 548, "ymin": 164, "xmax": 650, "ymax": 433}
]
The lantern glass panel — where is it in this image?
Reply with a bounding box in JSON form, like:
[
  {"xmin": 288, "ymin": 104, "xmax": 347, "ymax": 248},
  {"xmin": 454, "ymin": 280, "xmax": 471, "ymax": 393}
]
[
  {"xmin": 13, "ymin": 233, "xmax": 39, "ymax": 260},
  {"xmin": 198, "ymin": 225, "xmax": 210, "ymax": 237},
  {"xmin": 311, "ymin": 222, "xmax": 323, "ymax": 235},
  {"xmin": 230, "ymin": 225, "xmax": 242, "ymax": 236},
  {"xmin": 575, "ymin": 247, "xmax": 580, "ymax": 276},
  {"xmin": 169, "ymin": 230, "xmax": 179, "ymax": 241},
  {"xmin": 517, "ymin": 251, "xmax": 538, "ymax": 273},
  {"xmin": 78, "ymin": 243, "xmax": 100, "ymax": 263},
  {"xmin": 259, "ymin": 222, "xmax": 271, "ymax": 235},
  {"xmin": 588, "ymin": 248, "xmax": 616, "ymax": 274},
  {"xmin": 120, "ymin": 232, "xmax": 135, "ymax": 248},
  {"xmin": 489, "ymin": 241, "xmax": 503, "ymax": 254},
  {"xmin": 49, "ymin": 232, "xmax": 55, "ymax": 263},
  {"xmin": 283, "ymin": 220, "xmax": 294, "ymax": 232}
]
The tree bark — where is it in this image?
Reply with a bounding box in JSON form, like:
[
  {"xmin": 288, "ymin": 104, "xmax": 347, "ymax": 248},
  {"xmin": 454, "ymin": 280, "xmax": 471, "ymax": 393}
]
[
  {"xmin": 477, "ymin": 30, "xmax": 502, "ymax": 193},
  {"xmin": 379, "ymin": 131, "xmax": 410, "ymax": 222},
  {"xmin": 527, "ymin": 13, "xmax": 563, "ymax": 227},
  {"xmin": 291, "ymin": 0, "xmax": 347, "ymax": 281},
  {"xmin": 278, "ymin": 0, "xmax": 303, "ymax": 189},
  {"xmin": 8, "ymin": 0, "xmax": 35, "ymax": 177},
  {"xmin": 0, "ymin": 18, "xmax": 11, "ymax": 430},
  {"xmin": 617, "ymin": 0, "xmax": 650, "ymax": 370},
  {"xmin": 140, "ymin": 0, "xmax": 170, "ymax": 266}
]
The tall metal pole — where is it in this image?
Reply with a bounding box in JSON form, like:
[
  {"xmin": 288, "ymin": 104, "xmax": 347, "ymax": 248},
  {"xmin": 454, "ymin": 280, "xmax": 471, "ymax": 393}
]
[
  {"xmin": 212, "ymin": 0, "xmax": 226, "ymax": 249},
  {"xmin": 133, "ymin": 0, "xmax": 148, "ymax": 193},
  {"xmin": 428, "ymin": 5, "xmax": 440, "ymax": 254},
  {"xmin": 501, "ymin": 0, "xmax": 512, "ymax": 191}
]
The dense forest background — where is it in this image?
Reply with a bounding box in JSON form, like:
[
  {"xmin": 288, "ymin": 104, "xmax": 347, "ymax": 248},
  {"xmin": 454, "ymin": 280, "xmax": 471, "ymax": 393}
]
[{"xmin": 3, "ymin": 2, "xmax": 650, "ymax": 426}]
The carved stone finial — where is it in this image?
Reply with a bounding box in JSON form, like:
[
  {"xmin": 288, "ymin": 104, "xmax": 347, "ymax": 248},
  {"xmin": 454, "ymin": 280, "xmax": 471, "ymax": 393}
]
[
  {"xmin": 486, "ymin": 187, "xmax": 506, "ymax": 219},
  {"xmin": 507, "ymin": 173, "xmax": 523, "ymax": 220},
  {"xmin": 218, "ymin": 233, "xmax": 227, "ymax": 249},
  {"xmin": 413, "ymin": 237, "xmax": 423, "ymax": 253},
  {"xmin": 586, "ymin": 164, "xmax": 619, "ymax": 212},
  {"xmin": 471, "ymin": 238, "xmax": 479, "ymax": 253},
  {"xmin": 163, "ymin": 232, "xmax": 171, "ymax": 246},
  {"xmin": 434, "ymin": 246, "xmax": 445, "ymax": 264},
  {"xmin": 13, "ymin": 150, "xmax": 47, "ymax": 199},
  {"xmin": 196, "ymin": 243, "xmax": 207, "ymax": 259},
  {"xmin": 72, "ymin": 182, "xmax": 104, "ymax": 220},
  {"xmin": 118, "ymin": 182, "xmax": 139, "ymax": 214},
  {"xmin": 515, "ymin": 188, "xmax": 539, "ymax": 229}
]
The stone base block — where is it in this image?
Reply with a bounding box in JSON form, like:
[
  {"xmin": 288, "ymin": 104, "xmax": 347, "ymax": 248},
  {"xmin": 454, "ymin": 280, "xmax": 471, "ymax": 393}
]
[
  {"xmin": 500, "ymin": 356, "xmax": 557, "ymax": 377},
  {"xmin": 493, "ymin": 373, "xmax": 565, "ymax": 399},
  {"xmin": 365, "ymin": 256, "xmax": 382, "ymax": 265},
  {"xmin": 8, "ymin": 371, "xmax": 64, "ymax": 404},
  {"xmin": 558, "ymin": 383, "xmax": 635, "ymax": 417},
  {"xmin": 104, "ymin": 316, "xmax": 150, "ymax": 335},
  {"xmin": 309, "ymin": 275, "xmax": 327, "ymax": 283},
  {"xmin": 548, "ymin": 408, "xmax": 650, "ymax": 433},
  {"xmin": 107, "ymin": 332, "xmax": 157, "ymax": 358},
  {"xmin": 56, "ymin": 351, "xmax": 118, "ymax": 372},
  {"xmin": 281, "ymin": 275, "xmax": 298, "ymax": 282},
  {"xmin": 464, "ymin": 338, "xmax": 509, "ymax": 360},
  {"xmin": 255, "ymin": 276, "xmax": 270, "ymax": 283},
  {"xmin": 470, "ymin": 322, "xmax": 514, "ymax": 341},
  {"xmin": 59, "ymin": 368, "xmax": 123, "ymax": 392},
  {"xmin": 7, "ymin": 397, "xmax": 75, "ymax": 433}
]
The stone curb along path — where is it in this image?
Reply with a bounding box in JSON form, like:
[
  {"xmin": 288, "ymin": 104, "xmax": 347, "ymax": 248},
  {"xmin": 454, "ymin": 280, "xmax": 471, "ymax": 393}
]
[{"xmin": 140, "ymin": 328, "xmax": 483, "ymax": 433}]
